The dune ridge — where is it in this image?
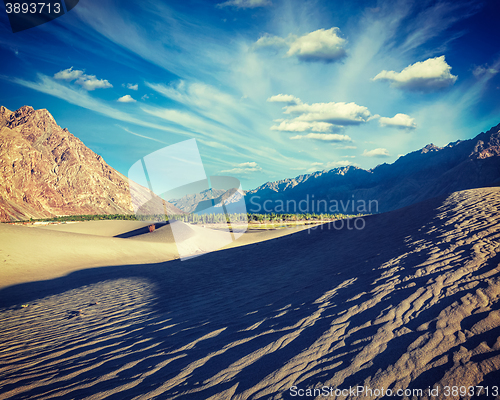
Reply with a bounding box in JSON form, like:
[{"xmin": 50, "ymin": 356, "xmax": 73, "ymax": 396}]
[{"xmin": 1, "ymin": 188, "xmax": 500, "ymax": 399}]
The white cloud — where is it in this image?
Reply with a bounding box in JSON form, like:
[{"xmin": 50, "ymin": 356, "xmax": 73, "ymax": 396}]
[
  {"xmin": 118, "ymin": 94, "xmax": 137, "ymax": 103},
  {"xmin": 255, "ymin": 28, "xmax": 347, "ymax": 63},
  {"xmin": 221, "ymin": 161, "xmax": 262, "ymax": 174},
  {"xmin": 290, "ymin": 133, "xmax": 352, "ymax": 142},
  {"xmin": 54, "ymin": 67, "xmax": 84, "ymax": 81},
  {"xmin": 216, "ymin": 0, "xmax": 271, "ymax": 8},
  {"xmin": 267, "ymin": 94, "xmax": 302, "ymax": 105},
  {"xmin": 271, "ymin": 120, "xmax": 334, "ymax": 132},
  {"xmin": 54, "ymin": 68, "xmax": 112, "ymax": 90},
  {"xmin": 362, "ymin": 148, "xmax": 390, "ymax": 157},
  {"xmin": 126, "ymin": 83, "xmax": 139, "ymax": 90},
  {"xmin": 76, "ymin": 75, "xmax": 113, "ymax": 91},
  {"xmin": 472, "ymin": 64, "xmax": 499, "ymax": 77},
  {"xmin": 373, "ymin": 56, "xmax": 457, "ymax": 91},
  {"xmin": 141, "ymin": 94, "xmax": 149, "ymax": 100},
  {"xmin": 284, "ymin": 101, "xmax": 372, "ymax": 125},
  {"xmin": 238, "ymin": 161, "xmax": 259, "ymax": 168},
  {"xmin": 269, "ymin": 100, "xmax": 372, "ymax": 142},
  {"xmin": 379, "ymin": 113, "xmax": 416, "ymax": 129},
  {"xmin": 254, "ymin": 34, "xmax": 288, "ymax": 49},
  {"xmin": 287, "ymin": 28, "xmax": 347, "ymax": 62}
]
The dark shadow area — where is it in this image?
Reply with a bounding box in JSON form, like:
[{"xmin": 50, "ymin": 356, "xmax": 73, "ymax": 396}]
[{"xmin": 113, "ymin": 221, "xmax": 167, "ymax": 238}]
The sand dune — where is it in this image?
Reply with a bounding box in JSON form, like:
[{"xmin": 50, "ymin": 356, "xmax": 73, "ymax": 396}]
[
  {"xmin": 37, "ymin": 220, "xmax": 155, "ymax": 237},
  {"xmin": 1, "ymin": 188, "xmax": 500, "ymax": 399},
  {"xmin": 0, "ymin": 220, "xmax": 309, "ymax": 291},
  {"xmin": 0, "ymin": 222, "xmax": 176, "ymax": 290}
]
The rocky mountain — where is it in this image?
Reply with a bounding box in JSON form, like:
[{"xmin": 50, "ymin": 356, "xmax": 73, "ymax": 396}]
[
  {"xmin": 0, "ymin": 105, "xmax": 181, "ymax": 222},
  {"xmin": 245, "ymin": 123, "xmax": 500, "ymax": 214}
]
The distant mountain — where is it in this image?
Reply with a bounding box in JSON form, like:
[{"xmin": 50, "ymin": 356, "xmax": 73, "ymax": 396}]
[
  {"xmin": 170, "ymin": 188, "xmax": 226, "ymax": 213},
  {"xmin": 245, "ymin": 123, "xmax": 500, "ymax": 214},
  {"xmin": 0, "ymin": 105, "xmax": 181, "ymax": 222},
  {"xmin": 171, "ymin": 188, "xmax": 246, "ymax": 215}
]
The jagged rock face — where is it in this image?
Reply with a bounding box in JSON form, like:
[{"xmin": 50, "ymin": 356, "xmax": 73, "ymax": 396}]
[
  {"xmin": 0, "ymin": 105, "xmax": 181, "ymax": 222},
  {"xmin": 0, "ymin": 106, "xmax": 13, "ymax": 129}
]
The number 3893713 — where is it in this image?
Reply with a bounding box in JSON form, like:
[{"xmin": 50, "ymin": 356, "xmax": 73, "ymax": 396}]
[{"xmin": 5, "ymin": 3, "xmax": 62, "ymax": 14}]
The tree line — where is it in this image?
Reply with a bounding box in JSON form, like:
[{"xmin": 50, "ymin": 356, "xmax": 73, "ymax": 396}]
[{"xmin": 12, "ymin": 212, "xmax": 364, "ymax": 224}]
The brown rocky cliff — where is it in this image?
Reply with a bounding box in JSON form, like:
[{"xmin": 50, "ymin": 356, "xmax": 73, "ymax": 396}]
[
  {"xmin": 0, "ymin": 106, "xmax": 13, "ymax": 129},
  {"xmin": 0, "ymin": 105, "xmax": 181, "ymax": 221}
]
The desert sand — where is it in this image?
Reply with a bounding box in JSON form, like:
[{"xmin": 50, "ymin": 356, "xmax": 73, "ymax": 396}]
[
  {"xmin": 1, "ymin": 188, "xmax": 500, "ymax": 399},
  {"xmin": 0, "ymin": 219, "xmax": 309, "ymax": 291}
]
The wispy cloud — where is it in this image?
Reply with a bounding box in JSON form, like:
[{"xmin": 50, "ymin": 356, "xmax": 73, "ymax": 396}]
[
  {"xmin": 140, "ymin": 103, "xmax": 267, "ymax": 162},
  {"xmin": 472, "ymin": 64, "xmax": 499, "ymax": 78},
  {"xmin": 254, "ymin": 34, "xmax": 289, "ymax": 49},
  {"xmin": 397, "ymin": 1, "xmax": 480, "ymax": 55},
  {"xmin": 11, "ymin": 74, "xmax": 185, "ymax": 134},
  {"xmin": 267, "ymin": 94, "xmax": 302, "ymax": 105},
  {"xmin": 216, "ymin": 0, "xmax": 271, "ymax": 8},
  {"xmin": 221, "ymin": 161, "xmax": 263, "ymax": 174},
  {"xmin": 145, "ymin": 79, "xmax": 250, "ymax": 133},
  {"xmin": 272, "ymin": 121, "xmax": 337, "ymax": 133},
  {"xmin": 290, "ymin": 133, "xmax": 352, "ymax": 142},
  {"xmin": 118, "ymin": 126, "xmax": 168, "ymax": 144}
]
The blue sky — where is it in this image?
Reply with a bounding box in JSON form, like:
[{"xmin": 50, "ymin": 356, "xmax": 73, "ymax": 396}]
[{"xmin": 1, "ymin": 0, "xmax": 499, "ymax": 190}]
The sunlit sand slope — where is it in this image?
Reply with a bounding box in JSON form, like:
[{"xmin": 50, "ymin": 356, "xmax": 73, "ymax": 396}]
[
  {"xmin": 1, "ymin": 188, "xmax": 500, "ymax": 399},
  {"xmin": 37, "ymin": 220, "xmax": 155, "ymax": 237}
]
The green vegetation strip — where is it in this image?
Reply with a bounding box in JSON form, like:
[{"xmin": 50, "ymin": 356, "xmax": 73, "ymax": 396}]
[{"xmin": 6, "ymin": 212, "xmax": 366, "ymax": 224}]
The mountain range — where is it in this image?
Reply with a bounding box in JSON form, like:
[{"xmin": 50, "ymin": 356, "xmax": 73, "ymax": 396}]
[
  {"xmin": 1, "ymin": 105, "xmax": 499, "ymax": 221},
  {"xmin": 169, "ymin": 188, "xmax": 246, "ymax": 214},
  {"xmin": 0, "ymin": 105, "xmax": 180, "ymax": 222},
  {"xmin": 243, "ymin": 123, "xmax": 500, "ymax": 214},
  {"xmin": 169, "ymin": 188, "xmax": 227, "ymax": 213}
]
